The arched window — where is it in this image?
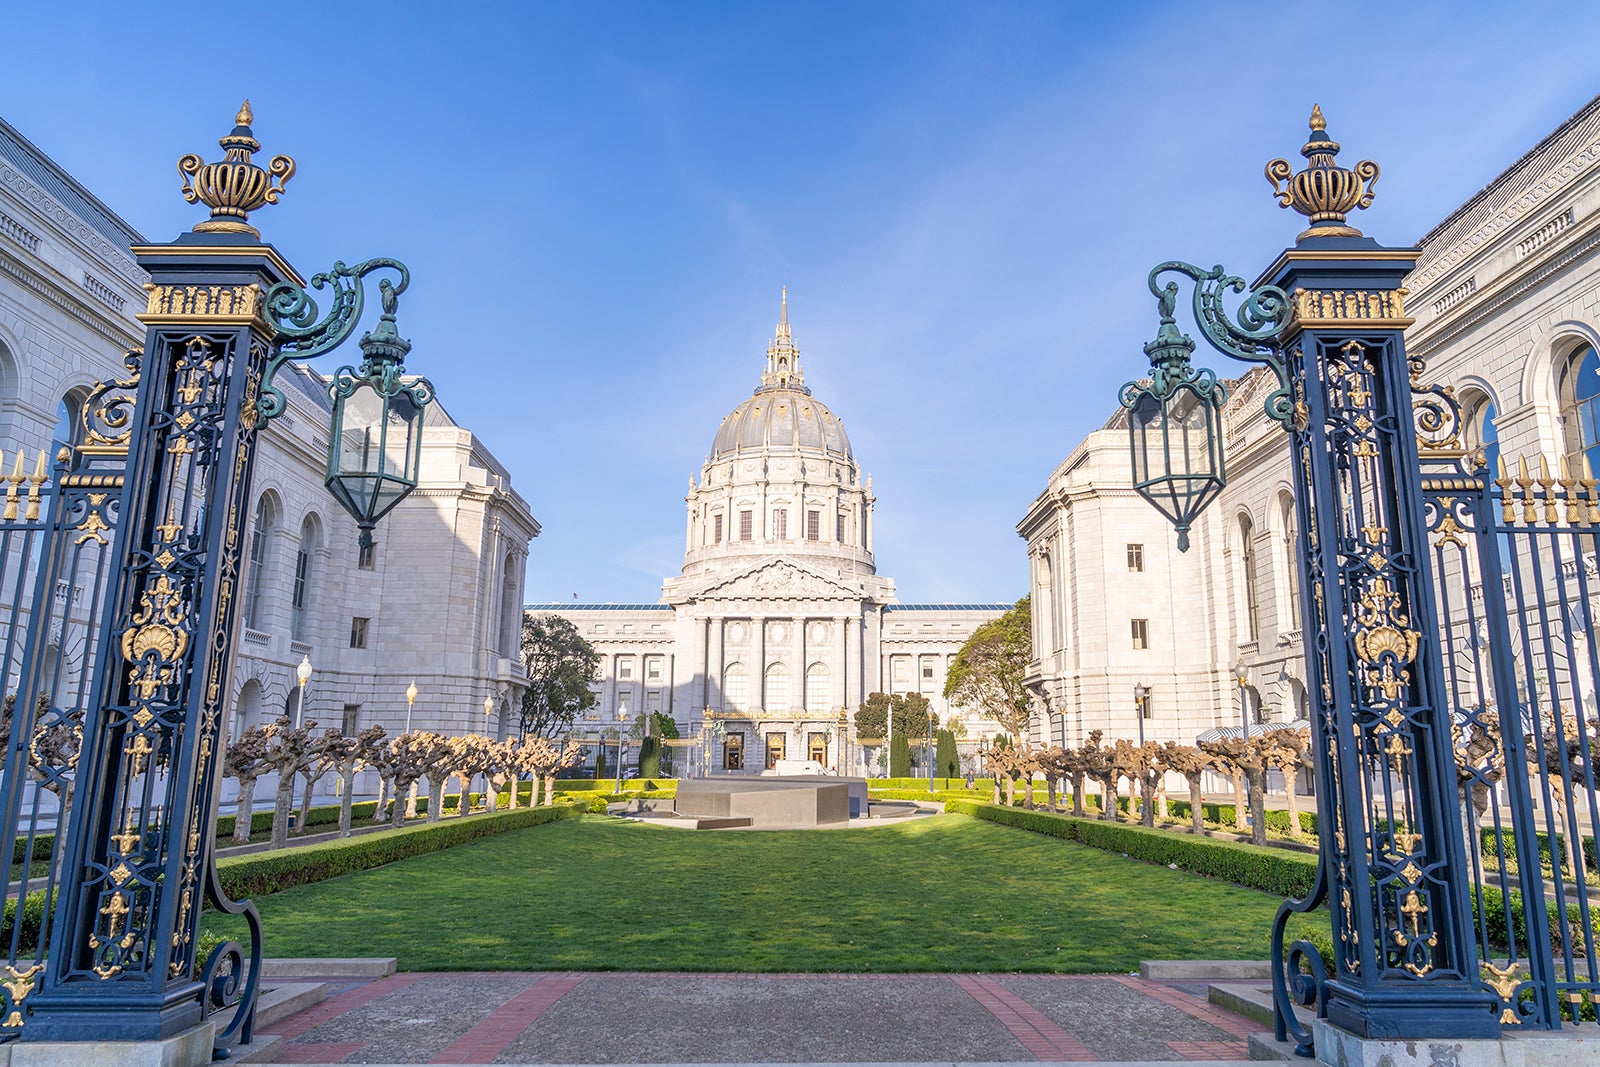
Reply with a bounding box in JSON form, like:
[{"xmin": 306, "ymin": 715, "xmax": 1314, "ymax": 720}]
[
  {"xmin": 1238, "ymin": 514, "xmax": 1260, "ymax": 642},
  {"xmin": 1464, "ymin": 393, "xmax": 1501, "ymax": 475},
  {"xmin": 52, "ymin": 387, "xmax": 90, "ymax": 458},
  {"xmin": 765, "ymin": 663, "xmax": 790, "ymax": 713},
  {"xmin": 805, "ymin": 663, "xmax": 830, "ymax": 716},
  {"xmin": 723, "ymin": 663, "xmax": 749, "ymax": 714},
  {"xmin": 1559, "ymin": 344, "xmax": 1600, "ymax": 474},
  {"xmin": 1036, "ymin": 553, "xmax": 1054, "ymax": 653},
  {"xmin": 500, "ymin": 553, "xmax": 521, "ymax": 657},
  {"xmin": 243, "ymin": 494, "xmax": 277, "ymax": 630},
  {"xmin": 290, "ymin": 514, "xmax": 320, "ymax": 642},
  {"xmin": 1278, "ymin": 492, "xmax": 1300, "ymax": 632},
  {"xmin": 234, "ymin": 679, "xmax": 263, "ymax": 740}
]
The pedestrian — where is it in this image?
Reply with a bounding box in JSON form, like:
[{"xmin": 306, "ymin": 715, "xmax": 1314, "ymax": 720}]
[{"xmin": 964, "ymin": 772, "xmax": 975, "ymax": 791}]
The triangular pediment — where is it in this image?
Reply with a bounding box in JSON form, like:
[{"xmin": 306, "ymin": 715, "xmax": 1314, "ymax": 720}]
[{"xmin": 690, "ymin": 557, "xmax": 862, "ymax": 602}]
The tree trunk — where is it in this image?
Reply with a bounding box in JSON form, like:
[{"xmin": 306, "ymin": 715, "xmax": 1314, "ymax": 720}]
[
  {"xmin": 233, "ymin": 776, "xmax": 258, "ymax": 844},
  {"xmin": 405, "ymin": 781, "xmax": 418, "ymax": 819},
  {"xmin": 991, "ymin": 775, "xmax": 1002, "ymax": 805},
  {"xmin": 390, "ymin": 780, "xmax": 411, "ymax": 828},
  {"xmin": 1004, "ymin": 775, "xmax": 1016, "ymax": 807},
  {"xmin": 373, "ymin": 776, "xmax": 389, "ymax": 823},
  {"xmin": 1070, "ymin": 772, "xmax": 1085, "ymax": 817},
  {"xmin": 425, "ymin": 774, "xmax": 449, "ymax": 822},
  {"xmin": 1044, "ymin": 778, "xmax": 1057, "ymax": 812},
  {"xmin": 1283, "ymin": 767, "xmax": 1303, "ymax": 840},
  {"xmin": 544, "ymin": 775, "xmax": 556, "ymax": 806},
  {"xmin": 1140, "ymin": 776, "xmax": 1156, "ymax": 828},
  {"xmin": 1022, "ymin": 777, "xmax": 1034, "ymax": 810},
  {"xmin": 1156, "ymin": 780, "xmax": 1168, "ymax": 821},
  {"xmin": 1232, "ymin": 771, "xmax": 1248, "ymax": 830},
  {"xmin": 1248, "ymin": 769, "xmax": 1268, "ymax": 847},
  {"xmin": 338, "ymin": 766, "xmax": 356, "ymax": 837},
  {"xmin": 297, "ymin": 771, "xmax": 316, "ymax": 834},
  {"xmin": 271, "ymin": 772, "xmax": 295, "ymax": 850},
  {"xmin": 1188, "ymin": 779, "xmax": 1204, "ymax": 832}
]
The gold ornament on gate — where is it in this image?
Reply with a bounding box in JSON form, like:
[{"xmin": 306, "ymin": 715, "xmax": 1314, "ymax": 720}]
[
  {"xmin": 177, "ymin": 101, "xmax": 295, "ymax": 238},
  {"xmin": 1266, "ymin": 105, "xmax": 1380, "ymax": 240}
]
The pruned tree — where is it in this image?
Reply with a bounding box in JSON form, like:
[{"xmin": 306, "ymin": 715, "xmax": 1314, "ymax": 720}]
[
  {"xmin": 520, "ymin": 614, "xmax": 601, "ymax": 738},
  {"xmin": 223, "ymin": 724, "xmax": 273, "ymax": 844},
  {"xmin": 1112, "ymin": 739, "xmax": 1161, "ymax": 828},
  {"xmin": 943, "ymin": 596, "xmax": 1032, "ymax": 741},
  {"xmin": 297, "ymin": 727, "xmax": 343, "ymax": 834},
  {"xmin": 1059, "ymin": 740, "xmax": 1090, "ymax": 817},
  {"xmin": 385, "ymin": 732, "xmax": 433, "ymax": 828},
  {"xmin": 1032, "ymin": 746, "xmax": 1066, "ymax": 811},
  {"xmin": 1200, "ymin": 735, "xmax": 1270, "ymax": 846},
  {"xmin": 261, "ymin": 717, "xmax": 315, "ymax": 849},
  {"xmin": 333, "ymin": 726, "xmax": 386, "ymax": 836},
  {"xmin": 1077, "ymin": 731, "xmax": 1120, "ymax": 820},
  {"xmin": 519, "ymin": 736, "xmax": 583, "ymax": 806},
  {"xmin": 413, "ymin": 733, "xmax": 458, "ymax": 823},
  {"xmin": 1263, "ymin": 728, "xmax": 1313, "ymax": 841},
  {"xmin": 1160, "ymin": 742, "xmax": 1214, "ymax": 833}
]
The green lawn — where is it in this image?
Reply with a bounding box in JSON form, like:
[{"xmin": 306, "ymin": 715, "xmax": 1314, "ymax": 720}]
[{"xmin": 203, "ymin": 813, "xmax": 1286, "ymax": 972}]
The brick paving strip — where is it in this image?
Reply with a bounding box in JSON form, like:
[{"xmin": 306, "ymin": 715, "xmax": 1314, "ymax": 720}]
[
  {"xmin": 273, "ymin": 1039, "xmax": 367, "ymax": 1064},
  {"xmin": 428, "ymin": 973, "xmax": 586, "ymax": 1064},
  {"xmin": 951, "ymin": 974, "xmax": 1098, "ymax": 1061},
  {"xmin": 1111, "ymin": 974, "xmax": 1260, "ymax": 1045}
]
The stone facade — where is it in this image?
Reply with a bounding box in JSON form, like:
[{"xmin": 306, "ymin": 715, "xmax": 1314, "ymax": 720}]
[
  {"xmin": 0, "ymin": 114, "xmax": 537, "ymax": 743},
  {"xmin": 533, "ymin": 295, "xmax": 1008, "ymax": 774},
  {"xmin": 1020, "ymin": 93, "xmax": 1600, "ymax": 749}
]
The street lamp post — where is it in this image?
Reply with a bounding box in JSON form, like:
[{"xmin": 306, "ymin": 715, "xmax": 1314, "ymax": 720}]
[
  {"xmin": 1116, "ymin": 109, "xmax": 1494, "ymax": 1045},
  {"xmin": 26, "ymin": 105, "xmax": 438, "ymax": 1049},
  {"xmin": 615, "ymin": 703, "xmax": 629, "ymax": 795},
  {"xmin": 1232, "ymin": 662, "xmax": 1249, "ymax": 738},
  {"xmin": 1133, "ymin": 684, "xmax": 1150, "ymax": 747},
  {"xmin": 405, "ymin": 680, "xmax": 418, "ymax": 733},
  {"xmin": 483, "ymin": 692, "xmax": 495, "ymax": 811},
  {"xmin": 295, "ymin": 654, "xmax": 313, "ymax": 728}
]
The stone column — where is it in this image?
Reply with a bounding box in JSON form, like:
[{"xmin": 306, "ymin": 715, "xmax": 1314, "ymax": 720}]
[
  {"xmin": 707, "ymin": 617, "xmax": 724, "ymax": 710},
  {"xmin": 752, "ymin": 615, "xmax": 766, "ymax": 710}
]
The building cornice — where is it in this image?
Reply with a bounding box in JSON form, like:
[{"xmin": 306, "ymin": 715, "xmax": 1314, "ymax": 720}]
[
  {"xmin": 0, "ymin": 243, "xmax": 142, "ymax": 350},
  {"xmin": 0, "ymin": 163, "xmax": 145, "ymax": 285}
]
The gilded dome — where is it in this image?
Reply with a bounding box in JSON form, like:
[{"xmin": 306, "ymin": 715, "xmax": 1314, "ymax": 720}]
[{"xmin": 709, "ymin": 290, "xmax": 853, "ymax": 462}]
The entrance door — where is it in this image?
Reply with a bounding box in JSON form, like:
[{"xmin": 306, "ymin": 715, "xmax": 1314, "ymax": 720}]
[
  {"xmin": 807, "ymin": 732, "xmax": 826, "ymax": 763},
  {"xmin": 723, "ymin": 732, "xmax": 744, "ymax": 771},
  {"xmin": 765, "ymin": 732, "xmax": 786, "ymax": 769}
]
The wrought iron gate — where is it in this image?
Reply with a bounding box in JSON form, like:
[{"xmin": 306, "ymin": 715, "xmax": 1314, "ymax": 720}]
[
  {"xmin": 1425, "ymin": 443, "xmax": 1600, "ymax": 1028},
  {"xmin": 0, "ymin": 357, "xmax": 259, "ymax": 1045}
]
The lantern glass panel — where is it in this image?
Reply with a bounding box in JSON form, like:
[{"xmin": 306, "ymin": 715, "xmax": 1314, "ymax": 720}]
[
  {"xmin": 1128, "ymin": 381, "xmax": 1224, "ymax": 539},
  {"xmin": 326, "ymin": 381, "xmax": 425, "ymax": 529}
]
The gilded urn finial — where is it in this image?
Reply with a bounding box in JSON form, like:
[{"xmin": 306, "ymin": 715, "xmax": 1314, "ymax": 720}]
[
  {"xmin": 1265, "ymin": 105, "xmax": 1379, "ymax": 241},
  {"xmin": 177, "ymin": 100, "xmax": 295, "ymax": 238}
]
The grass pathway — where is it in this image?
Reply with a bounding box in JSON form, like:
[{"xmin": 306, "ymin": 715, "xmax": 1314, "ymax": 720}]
[{"xmin": 204, "ymin": 813, "xmax": 1285, "ymax": 971}]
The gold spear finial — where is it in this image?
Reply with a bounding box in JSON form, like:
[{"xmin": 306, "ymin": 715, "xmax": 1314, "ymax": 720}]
[
  {"xmin": 1309, "ymin": 103, "xmax": 1326, "ymax": 132},
  {"xmin": 235, "ymin": 100, "xmax": 253, "ymax": 127}
]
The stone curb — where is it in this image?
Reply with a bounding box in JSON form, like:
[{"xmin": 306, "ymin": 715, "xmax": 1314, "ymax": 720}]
[
  {"xmin": 1207, "ymin": 981, "xmax": 1274, "ymax": 1026},
  {"xmin": 305, "ymin": 1062, "xmax": 1262, "ymax": 1067},
  {"xmin": 1247, "ymin": 1032, "xmax": 1299, "ymax": 1061},
  {"xmin": 1139, "ymin": 960, "xmax": 1272, "ymax": 980},
  {"xmin": 254, "ymin": 980, "xmax": 328, "ymax": 1028},
  {"xmin": 260, "ymin": 957, "xmax": 397, "ymax": 978},
  {"xmin": 225, "ymin": 1032, "xmax": 282, "ymax": 1064}
]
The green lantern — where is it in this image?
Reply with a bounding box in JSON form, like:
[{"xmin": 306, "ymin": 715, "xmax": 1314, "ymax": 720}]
[{"xmin": 324, "ymin": 278, "xmax": 434, "ymax": 548}]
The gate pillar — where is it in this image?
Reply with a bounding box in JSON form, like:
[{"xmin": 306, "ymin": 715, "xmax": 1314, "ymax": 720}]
[
  {"xmin": 21, "ymin": 108, "xmax": 298, "ymax": 1044},
  {"xmin": 1265, "ymin": 236, "xmax": 1497, "ymax": 1038}
]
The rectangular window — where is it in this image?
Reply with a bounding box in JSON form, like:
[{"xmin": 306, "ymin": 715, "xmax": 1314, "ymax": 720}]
[
  {"xmin": 647, "ymin": 659, "xmax": 661, "ymax": 680},
  {"xmin": 922, "ymin": 665, "xmax": 934, "ymax": 680},
  {"xmin": 723, "ymin": 732, "xmax": 745, "ymax": 771},
  {"xmin": 773, "ymin": 509, "xmax": 787, "ymax": 540},
  {"xmin": 765, "ymin": 731, "xmax": 787, "ymax": 769},
  {"xmin": 806, "ymin": 510, "xmax": 820, "ymax": 541},
  {"xmin": 837, "ymin": 512, "xmax": 846, "ymax": 543},
  {"xmin": 1131, "ymin": 618, "xmax": 1149, "ymax": 650},
  {"xmin": 350, "ymin": 616, "xmax": 370, "ymax": 648},
  {"xmin": 1127, "ymin": 543, "xmax": 1144, "ymax": 572},
  {"xmin": 808, "ymin": 732, "xmax": 827, "ymax": 763},
  {"xmin": 358, "ymin": 539, "xmax": 376, "ymax": 569},
  {"xmin": 619, "ymin": 660, "xmax": 632, "ymax": 679},
  {"xmin": 713, "ymin": 514, "xmax": 723, "ymax": 544},
  {"xmin": 341, "ymin": 703, "xmax": 361, "ymax": 734},
  {"xmin": 740, "ymin": 510, "xmax": 753, "ymax": 541}
]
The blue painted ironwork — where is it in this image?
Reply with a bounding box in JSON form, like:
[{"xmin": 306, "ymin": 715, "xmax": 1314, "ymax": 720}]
[
  {"xmin": 14, "ymin": 107, "xmax": 431, "ymax": 1053},
  {"xmin": 1126, "ymin": 109, "xmax": 1503, "ymax": 1049}
]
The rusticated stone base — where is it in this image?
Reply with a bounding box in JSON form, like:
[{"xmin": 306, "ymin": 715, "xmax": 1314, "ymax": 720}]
[
  {"xmin": 9, "ymin": 1020, "xmax": 216, "ymax": 1067},
  {"xmin": 1317, "ymin": 1018, "xmax": 1600, "ymax": 1067}
]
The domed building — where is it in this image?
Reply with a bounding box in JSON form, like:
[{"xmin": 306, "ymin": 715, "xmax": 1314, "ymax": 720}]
[{"xmin": 530, "ymin": 294, "xmax": 1009, "ymax": 775}]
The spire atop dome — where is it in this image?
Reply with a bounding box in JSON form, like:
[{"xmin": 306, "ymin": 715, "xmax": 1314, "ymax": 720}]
[{"xmin": 759, "ymin": 287, "xmax": 808, "ymax": 394}]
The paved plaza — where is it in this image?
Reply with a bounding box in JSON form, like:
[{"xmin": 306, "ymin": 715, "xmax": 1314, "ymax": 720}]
[{"xmin": 251, "ymin": 969, "xmax": 1274, "ymax": 1065}]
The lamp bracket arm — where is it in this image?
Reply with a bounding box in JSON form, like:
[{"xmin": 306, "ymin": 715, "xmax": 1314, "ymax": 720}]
[
  {"xmin": 259, "ymin": 257, "xmax": 411, "ymax": 420},
  {"xmin": 1146, "ymin": 260, "xmax": 1294, "ymax": 428}
]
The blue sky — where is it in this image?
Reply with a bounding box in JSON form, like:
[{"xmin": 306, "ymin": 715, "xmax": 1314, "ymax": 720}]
[{"xmin": 7, "ymin": 3, "xmax": 1600, "ymax": 603}]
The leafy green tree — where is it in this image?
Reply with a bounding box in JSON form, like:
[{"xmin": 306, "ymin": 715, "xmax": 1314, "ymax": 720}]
[
  {"xmin": 520, "ymin": 614, "xmax": 601, "ymax": 738},
  {"xmin": 936, "ymin": 729, "xmax": 959, "ymax": 778},
  {"xmin": 854, "ymin": 692, "xmax": 935, "ymax": 741},
  {"xmin": 944, "ymin": 596, "xmax": 1032, "ymax": 741},
  {"xmin": 889, "ymin": 733, "xmax": 911, "ymax": 778}
]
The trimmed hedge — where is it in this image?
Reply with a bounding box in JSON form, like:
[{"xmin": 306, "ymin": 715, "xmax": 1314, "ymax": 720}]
[
  {"xmin": 945, "ymin": 800, "xmax": 1319, "ymax": 898},
  {"xmin": 214, "ymin": 802, "xmax": 582, "ymax": 901}
]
